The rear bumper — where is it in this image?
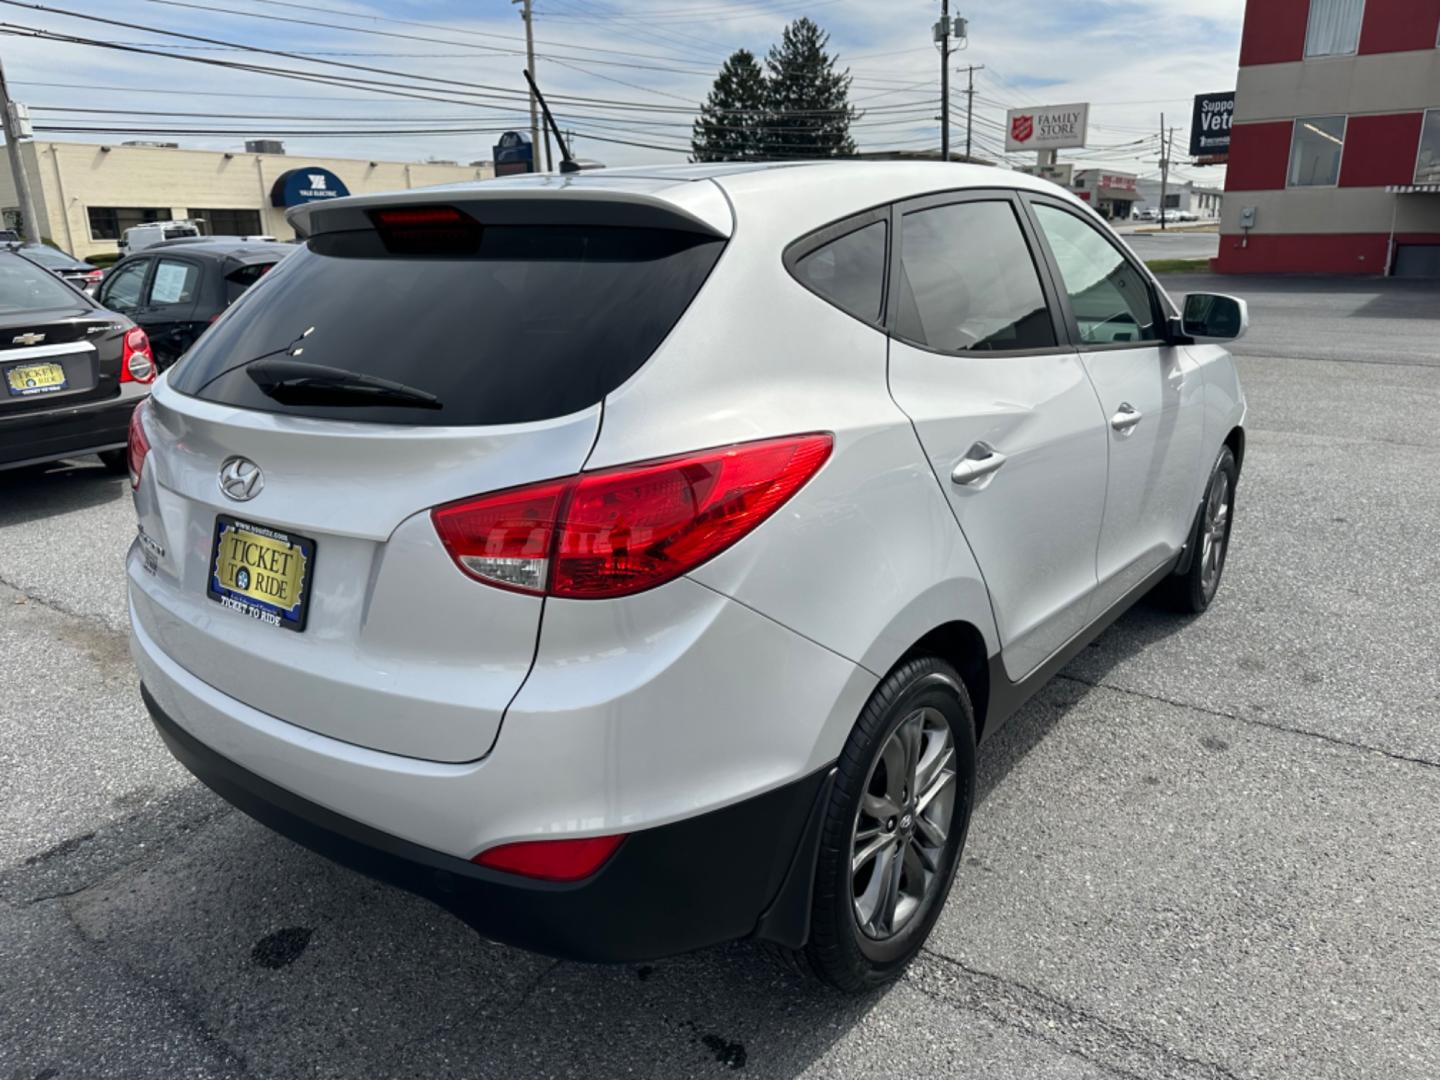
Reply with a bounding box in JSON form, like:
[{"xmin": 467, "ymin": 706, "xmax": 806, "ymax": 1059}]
[
  {"xmin": 0, "ymin": 381, "xmax": 146, "ymax": 470},
  {"xmin": 144, "ymin": 684, "xmax": 831, "ymax": 962}
]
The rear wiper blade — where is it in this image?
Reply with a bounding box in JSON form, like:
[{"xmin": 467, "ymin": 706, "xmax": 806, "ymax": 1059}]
[{"xmin": 246, "ymin": 358, "xmax": 443, "ymax": 410}]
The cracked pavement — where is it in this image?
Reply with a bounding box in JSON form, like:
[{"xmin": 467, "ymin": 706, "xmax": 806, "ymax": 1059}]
[{"xmin": 2, "ymin": 275, "xmax": 1439, "ymax": 1078}]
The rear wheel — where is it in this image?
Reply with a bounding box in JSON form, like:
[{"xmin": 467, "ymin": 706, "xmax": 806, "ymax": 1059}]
[
  {"xmin": 798, "ymin": 657, "xmax": 976, "ymax": 991},
  {"xmin": 98, "ymin": 449, "xmax": 128, "ymax": 475}
]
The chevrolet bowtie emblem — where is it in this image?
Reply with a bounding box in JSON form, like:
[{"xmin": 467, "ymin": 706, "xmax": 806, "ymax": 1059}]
[{"xmin": 12, "ymin": 332, "xmax": 45, "ymax": 345}]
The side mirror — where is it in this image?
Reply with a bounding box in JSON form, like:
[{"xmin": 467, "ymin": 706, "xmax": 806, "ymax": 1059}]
[{"xmin": 1181, "ymin": 293, "xmax": 1248, "ymax": 343}]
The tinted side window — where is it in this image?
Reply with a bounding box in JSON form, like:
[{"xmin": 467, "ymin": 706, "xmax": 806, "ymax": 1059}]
[
  {"xmin": 896, "ymin": 200, "xmax": 1055, "ymax": 353},
  {"xmin": 148, "ymin": 259, "xmax": 201, "ymax": 306},
  {"xmin": 793, "ymin": 220, "xmax": 886, "ymax": 323},
  {"xmin": 1032, "ymin": 205, "xmax": 1157, "ymax": 345},
  {"xmin": 100, "ymin": 259, "xmax": 148, "ymax": 313}
]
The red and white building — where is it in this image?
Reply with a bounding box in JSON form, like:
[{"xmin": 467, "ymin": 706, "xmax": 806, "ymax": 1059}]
[{"xmin": 1217, "ymin": 0, "xmax": 1440, "ymax": 275}]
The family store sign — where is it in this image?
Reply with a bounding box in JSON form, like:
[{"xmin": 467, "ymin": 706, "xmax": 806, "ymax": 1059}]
[{"xmin": 1005, "ymin": 103, "xmax": 1090, "ymax": 153}]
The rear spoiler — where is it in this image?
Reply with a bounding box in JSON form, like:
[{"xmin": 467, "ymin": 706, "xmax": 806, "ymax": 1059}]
[{"xmin": 288, "ymin": 182, "xmax": 734, "ymax": 241}]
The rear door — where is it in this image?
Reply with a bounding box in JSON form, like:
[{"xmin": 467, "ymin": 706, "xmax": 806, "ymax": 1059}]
[
  {"xmin": 1025, "ymin": 197, "xmax": 1204, "ymax": 614},
  {"xmin": 136, "ymin": 255, "xmax": 203, "ymax": 369},
  {"xmin": 885, "ymin": 191, "xmax": 1110, "ymax": 681},
  {"xmin": 130, "ymin": 205, "xmax": 728, "ymax": 763}
]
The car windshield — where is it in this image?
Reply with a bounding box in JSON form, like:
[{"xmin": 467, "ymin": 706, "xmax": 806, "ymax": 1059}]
[{"xmin": 0, "ymin": 253, "xmax": 88, "ymax": 313}]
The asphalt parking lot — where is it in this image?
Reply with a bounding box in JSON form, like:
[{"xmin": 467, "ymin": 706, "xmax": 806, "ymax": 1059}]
[{"xmin": 2, "ymin": 274, "xmax": 1438, "ymax": 1079}]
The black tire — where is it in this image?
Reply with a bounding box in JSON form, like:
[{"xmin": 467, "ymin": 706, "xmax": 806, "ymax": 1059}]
[
  {"xmin": 98, "ymin": 448, "xmax": 129, "ymax": 476},
  {"xmin": 796, "ymin": 656, "xmax": 976, "ymax": 992},
  {"xmin": 1157, "ymin": 445, "xmax": 1237, "ymax": 614}
]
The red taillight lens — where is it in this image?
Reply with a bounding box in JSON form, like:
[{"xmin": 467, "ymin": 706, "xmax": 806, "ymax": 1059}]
[
  {"xmin": 431, "ymin": 434, "xmax": 832, "ymax": 599},
  {"xmin": 120, "ymin": 326, "xmax": 155, "ymax": 384},
  {"xmin": 126, "ymin": 399, "xmax": 150, "ymax": 490},
  {"xmin": 555, "ymin": 434, "xmax": 833, "ymax": 598},
  {"xmin": 472, "ymin": 834, "xmax": 625, "ymax": 882},
  {"xmin": 432, "ymin": 478, "xmax": 568, "ymax": 595},
  {"xmin": 83, "ymin": 269, "xmax": 103, "ymax": 282}
]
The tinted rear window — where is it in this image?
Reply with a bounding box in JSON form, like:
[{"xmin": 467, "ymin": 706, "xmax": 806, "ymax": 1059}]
[
  {"xmin": 170, "ymin": 225, "xmax": 725, "ymax": 426},
  {"xmin": 0, "ymin": 253, "xmax": 89, "ymax": 314}
]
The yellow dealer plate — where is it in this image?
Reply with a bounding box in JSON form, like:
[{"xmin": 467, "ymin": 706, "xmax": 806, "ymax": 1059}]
[
  {"xmin": 207, "ymin": 516, "xmax": 317, "ymax": 632},
  {"xmin": 5, "ymin": 361, "xmax": 68, "ymax": 397}
]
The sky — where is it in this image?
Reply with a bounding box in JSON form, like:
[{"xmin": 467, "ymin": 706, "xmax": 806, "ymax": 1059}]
[{"xmin": 0, "ymin": 0, "xmax": 1246, "ymax": 188}]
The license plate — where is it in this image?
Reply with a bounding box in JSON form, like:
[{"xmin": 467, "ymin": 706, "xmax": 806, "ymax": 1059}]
[
  {"xmin": 5, "ymin": 360, "xmax": 68, "ymax": 397},
  {"xmin": 207, "ymin": 516, "xmax": 317, "ymax": 632}
]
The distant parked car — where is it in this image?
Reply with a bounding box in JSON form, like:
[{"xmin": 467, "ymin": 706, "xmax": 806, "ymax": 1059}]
[
  {"xmin": 7, "ymin": 241, "xmax": 105, "ymax": 293},
  {"xmin": 1137, "ymin": 207, "xmax": 1160, "ymax": 221},
  {"xmin": 95, "ymin": 239, "xmax": 294, "ymax": 370},
  {"xmin": 0, "ymin": 249, "xmax": 154, "ymax": 474},
  {"xmin": 118, "ymin": 220, "xmax": 204, "ymax": 254}
]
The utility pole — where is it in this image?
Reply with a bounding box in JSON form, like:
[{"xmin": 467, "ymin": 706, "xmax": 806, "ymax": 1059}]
[
  {"xmin": 1158, "ymin": 112, "xmax": 1171, "ymax": 232},
  {"xmin": 959, "ymin": 64, "xmax": 984, "ymax": 160},
  {"xmin": 937, "ymin": 2, "xmax": 952, "ymax": 160},
  {"xmin": 0, "ymin": 54, "xmax": 40, "ymax": 242},
  {"xmin": 512, "ymin": 0, "xmax": 549, "ymax": 172}
]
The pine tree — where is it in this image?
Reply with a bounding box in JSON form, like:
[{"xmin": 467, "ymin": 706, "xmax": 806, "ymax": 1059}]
[
  {"xmin": 691, "ymin": 49, "xmax": 769, "ymax": 162},
  {"xmin": 764, "ymin": 18, "xmax": 858, "ymax": 159}
]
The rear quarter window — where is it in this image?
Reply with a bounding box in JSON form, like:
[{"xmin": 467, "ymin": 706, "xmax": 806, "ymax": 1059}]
[
  {"xmin": 790, "ymin": 219, "xmax": 888, "ymax": 324},
  {"xmin": 169, "ymin": 224, "xmax": 725, "ymax": 426}
]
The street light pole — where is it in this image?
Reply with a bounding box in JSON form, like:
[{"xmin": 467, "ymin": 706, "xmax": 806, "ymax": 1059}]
[
  {"xmin": 0, "ymin": 53, "xmax": 40, "ymax": 242},
  {"xmin": 512, "ymin": 0, "xmax": 549, "ymax": 173}
]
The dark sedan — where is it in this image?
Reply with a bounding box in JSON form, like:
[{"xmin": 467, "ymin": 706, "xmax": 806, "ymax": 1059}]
[
  {"xmin": 0, "ymin": 250, "xmax": 154, "ymax": 474},
  {"xmin": 7, "ymin": 241, "xmax": 105, "ymax": 293},
  {"xmin": 95, "ymin": 239, "xmax": 293, "ymax": 370}
]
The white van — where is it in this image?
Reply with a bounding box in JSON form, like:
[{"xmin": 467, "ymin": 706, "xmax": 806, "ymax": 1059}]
[{"xmin": 118, "ymin": 220, "xmax": 204, "ymax": 253}]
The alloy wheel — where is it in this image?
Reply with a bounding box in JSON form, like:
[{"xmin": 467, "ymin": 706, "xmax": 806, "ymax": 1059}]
[
  {"xmin": 1199, "ymin": 470, "xmax": 1232, "ymax": 601},
  {"xmin": 850, "ymin": 707, "xmax": 957, "ymax": 940}
]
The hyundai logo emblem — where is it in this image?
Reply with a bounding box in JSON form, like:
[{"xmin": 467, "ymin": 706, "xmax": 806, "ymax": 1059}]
[{"xmin": 218, "ymin": 456, "xmax": 264, "ymax": 502}]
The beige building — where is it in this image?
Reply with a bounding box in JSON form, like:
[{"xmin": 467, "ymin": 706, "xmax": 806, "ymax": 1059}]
[{"xmin": 0, "ymin": 140, "xmax": 495, "ymax": 258}]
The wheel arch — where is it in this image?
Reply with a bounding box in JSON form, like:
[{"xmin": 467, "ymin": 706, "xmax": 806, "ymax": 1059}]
[
  {"xmin": 897, "ymin": 620, "xmax": 993, "ymax": 743},
  {"xmin": 1225, "ymin": 424, "xmax": 1245, "ymax": 476}
]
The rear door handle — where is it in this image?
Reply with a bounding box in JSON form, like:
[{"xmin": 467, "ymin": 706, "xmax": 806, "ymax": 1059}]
[
  {"xmin": 951, "ymin": 443, "xmax": 1007, "ymax": 486},
  {"xmin": 1111, "ymin": 403, "xmax": 1143, "ymax": 433}
]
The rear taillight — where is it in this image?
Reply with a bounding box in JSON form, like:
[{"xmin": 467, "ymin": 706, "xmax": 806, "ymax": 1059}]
[
  {"xmin": 119, "ymin": 326, "xmax": 155, "ymax": 384},
  {"xmin": 472, "ymin": 834, "xmax": 625, "ymax": 881},
  {"xmin": 126, "ymin": 399, "xmax": 150, "ymax": 490},
  {"xmin": 83, "ymin": 269, "xmax": 103, "ymax": 283},
  {"xmin": 432, "ymin": 434, "xmax": 833, "ymax": 599}
]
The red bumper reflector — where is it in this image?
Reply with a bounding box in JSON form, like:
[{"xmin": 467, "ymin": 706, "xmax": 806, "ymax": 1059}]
[{"xmin": 472, "ymin": 834, "xmax": 626, "ymax": 882}]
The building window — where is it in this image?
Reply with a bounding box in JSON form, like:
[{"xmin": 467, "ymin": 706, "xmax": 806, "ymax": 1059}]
[
  {"xmin": 1417, "ymin": 110, "xmax": 1440, "ymax": 185},
  {"xmin": 1305, "ymin": 0, "xmax": 1364, "ymax": 57},
  {"xmin": 88, "ymin": 206, "xmax": 168, "ymax": 241},
  {"xmin": 1288, "ymin": 115, "xmax": 1347, "ymax": 187},
  {"xmin": 188, "ymin": 208, "xmax": 264, "ymax": 236}
]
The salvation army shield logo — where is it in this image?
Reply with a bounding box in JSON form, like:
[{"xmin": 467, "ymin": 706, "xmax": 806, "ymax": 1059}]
[{"xmin": 1011, "ymin": 114, "xmax": 1034, "ymax": 144}]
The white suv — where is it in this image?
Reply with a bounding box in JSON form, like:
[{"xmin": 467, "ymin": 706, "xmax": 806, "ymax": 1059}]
[{"xmin": 127, "ymin": 162, "xmax": 1247, "ymax": 991}]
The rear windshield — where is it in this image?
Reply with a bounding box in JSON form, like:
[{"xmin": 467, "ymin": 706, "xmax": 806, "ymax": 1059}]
[
  {"xmin": 170, "ymin": 225, "xmax": 725, "ymax": 426},
  {"xmin": 0, "ymin": 253, "xmax": 89, "ymax": 314},
  {"xmin": 19, "ymin": 245, "xmax": 83, "ymax": 270}
]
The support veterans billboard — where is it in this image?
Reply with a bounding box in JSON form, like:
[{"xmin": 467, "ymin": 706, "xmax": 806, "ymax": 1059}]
[
  {"xmin": 1004, "ymin": 104, "xmax": 1090, "ymax": 152},
  {"xmin": 1190, "ymin": 92, "xmax": 1235, "ymax": 160}
]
